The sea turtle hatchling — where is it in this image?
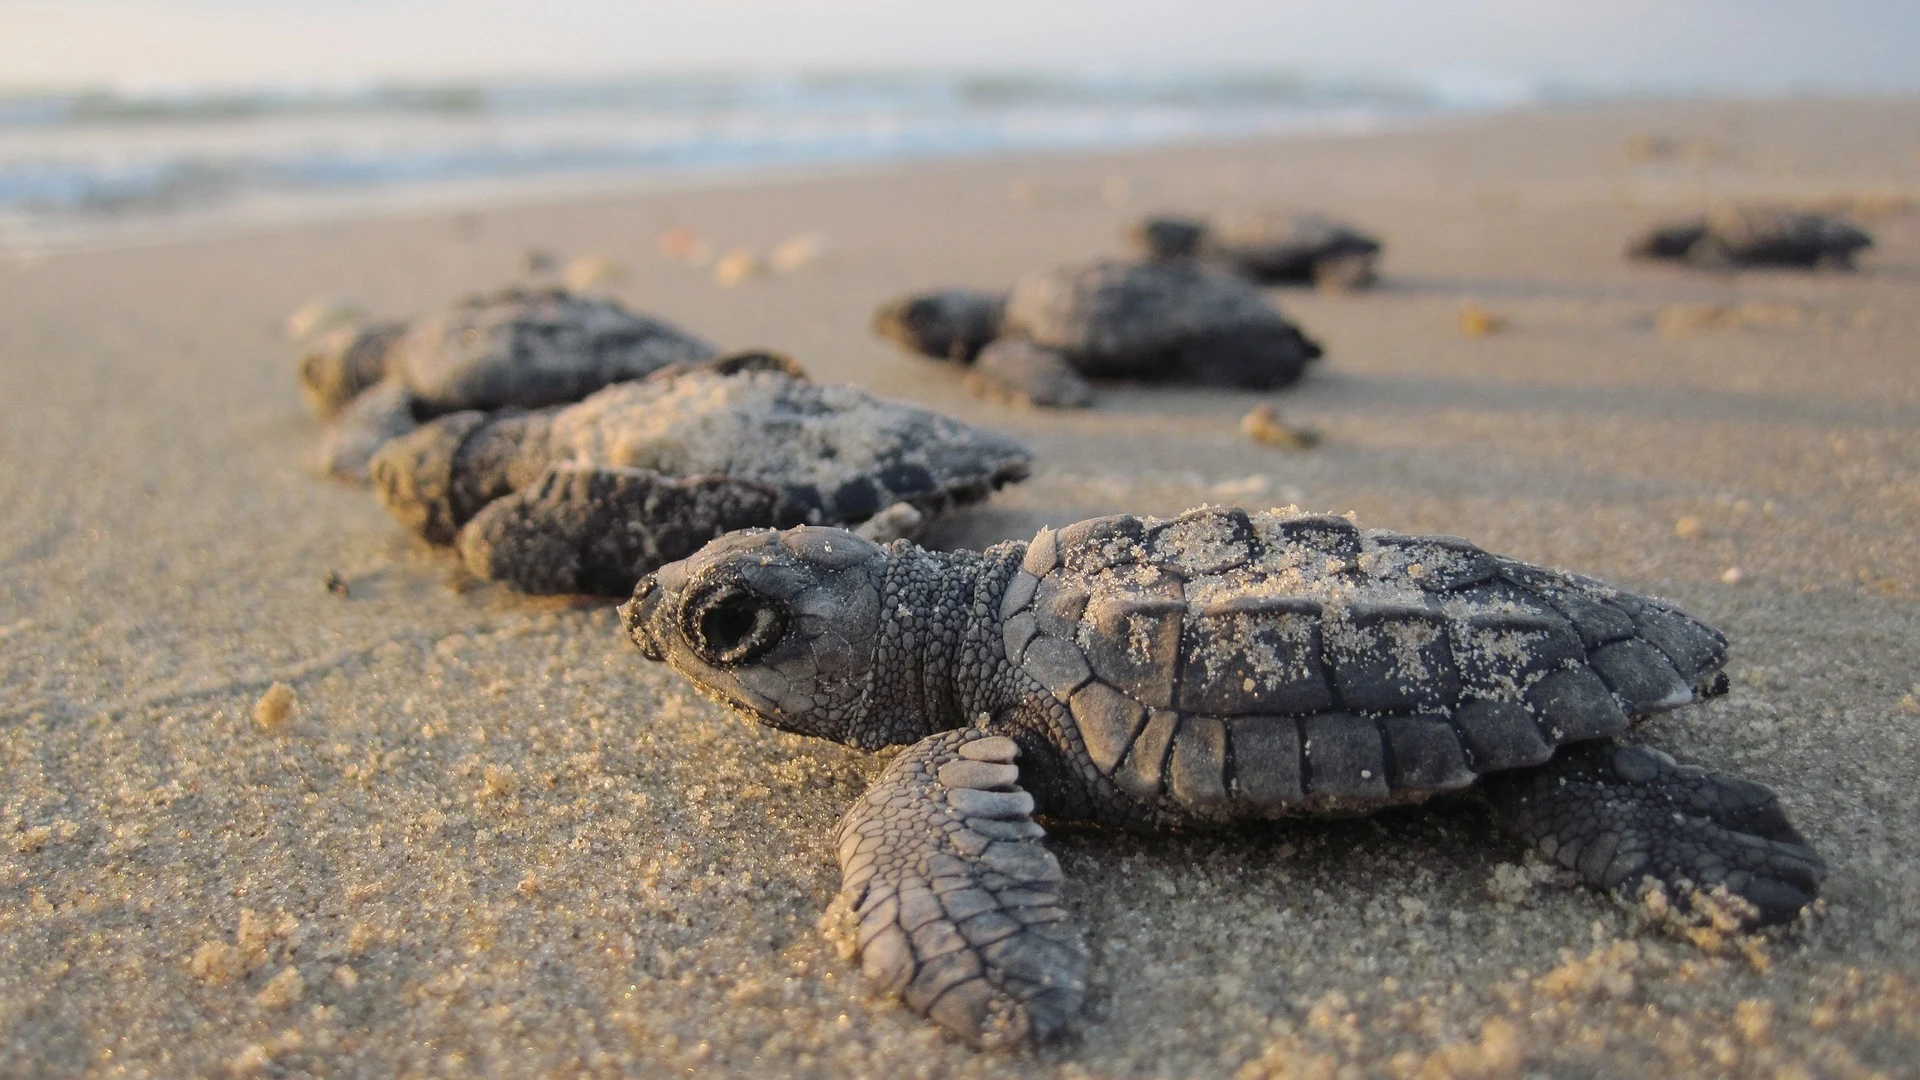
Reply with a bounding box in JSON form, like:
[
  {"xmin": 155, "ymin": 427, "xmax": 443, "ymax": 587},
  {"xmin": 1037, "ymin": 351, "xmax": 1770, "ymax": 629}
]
[
  {"xmin": 1131, "ymin": 211, "xmax": 1384, "ymax": 290},
  {"xmin": 620, "ymin": 506, "xmax": 1825, "ymax": 1047},
  {"xmin": 370, "ymin": 352, "xmax": 1031, "ymax": 596},
  {"xmin": 873, "ymin": 259, "xmax": 1323, "ymax": 408},
  {"xmin": 298, "ymin": 285, "xmax": 717, "ymax": 481},
  {"xmin": 1629, "ymin": 206, "xmax": 1873, "ymax": 270}
]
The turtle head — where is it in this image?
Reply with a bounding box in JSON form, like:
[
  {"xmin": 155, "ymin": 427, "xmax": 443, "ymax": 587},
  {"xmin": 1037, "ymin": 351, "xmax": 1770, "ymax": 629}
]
[
  {"xmin": 621, "ymin": 526, "xmax": 892, "ymax": 746},
  {"xmin": 871, "ymin": 289, "xmax": 1007, "ymax": 363}
]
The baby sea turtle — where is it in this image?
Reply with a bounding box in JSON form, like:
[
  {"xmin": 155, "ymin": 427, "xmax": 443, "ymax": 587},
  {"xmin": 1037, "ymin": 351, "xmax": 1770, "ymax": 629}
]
[
  {"xmin": 298, "ymin": 286, "xmax": 716, "ymax": 481},
  {"xmin": 620, "ymin": 506, "xmax": 1825, "ymax": 1047},
  {"xmin": 370, "ymin": 352, "xmax": 1031, "ymax": 596},
  {"xmin": 1131, "ymin": 211, "xmax": 1383, "ymax": 289},
  {"xmin": 873, "ymin": 260, "xmax": 1323, "ymax": 408},
  {"xmin": 1629, "ymin": 207, "xmax": 1872, "ymax": 270}
]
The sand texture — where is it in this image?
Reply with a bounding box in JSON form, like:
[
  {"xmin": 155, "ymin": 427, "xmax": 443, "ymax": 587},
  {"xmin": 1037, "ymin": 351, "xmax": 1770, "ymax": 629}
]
[{"xmin": 3, "ymin": 99, "xmax": 1919, "ymax": 1078}]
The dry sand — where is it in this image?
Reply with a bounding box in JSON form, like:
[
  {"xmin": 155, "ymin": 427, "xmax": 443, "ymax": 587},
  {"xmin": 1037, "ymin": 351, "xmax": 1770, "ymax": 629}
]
[{"xmin": 3, "ymin": 99, "xmax": 1919, "ymax": 1078}]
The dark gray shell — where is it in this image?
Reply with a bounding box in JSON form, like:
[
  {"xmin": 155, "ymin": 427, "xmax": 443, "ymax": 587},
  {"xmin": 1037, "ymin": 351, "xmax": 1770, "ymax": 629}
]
[
  {"xmin": 394, "ymin": 286, "xmax": 718, "ymax": 412},
  {"xmin": 1133, "ymin": 213, "xmax": 1382, "ymax": 284},
  {"xmin": 998, "ymin": 260, "xmax": 1314, "ymax": 374},
  {"xmin": 998, "ymin": 507, "xmax": 1728, "ymax": 816},
  {"xmin": 1630, "ymin": 207, "xmax": 1872, "ymax": 267}
]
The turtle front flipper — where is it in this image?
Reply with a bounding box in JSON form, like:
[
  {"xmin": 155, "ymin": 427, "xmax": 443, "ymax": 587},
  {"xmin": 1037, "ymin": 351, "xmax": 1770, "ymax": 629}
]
[
  {"xmin": 835, "ymin": 728, "xmax": 1088, "ymax": 1048},
  {"xmin": 457, "ymin": 465, "xmax": 787, "ymax": 596},
  {"xmin": 1483, "ymin": 741, "xmax": 1824, "ymax": 927}
]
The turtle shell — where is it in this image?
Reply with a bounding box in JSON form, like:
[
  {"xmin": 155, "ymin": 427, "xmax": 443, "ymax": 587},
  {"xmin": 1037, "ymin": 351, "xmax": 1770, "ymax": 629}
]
[
  {"xmin": 998, "ymin": 507, "xmax": 1728, "ymax": 816},
  {"xmin": 536, "ymin": 368, "xmax": 1033, "ymax": 525},
  {"xmin": 999, "ymin": 260, "xmax": 1303, "ymax": 374},
  {"xmin": 1699, "ymin": 207, "xmax": 1872, "ymax": 263},
  {"xmin": 1207, "ymin": 212, "xmax": 1382, "ymax": 279},
  {"xmin": 396, "ymin": 286, "xmax": 718, "ymax": 414}
]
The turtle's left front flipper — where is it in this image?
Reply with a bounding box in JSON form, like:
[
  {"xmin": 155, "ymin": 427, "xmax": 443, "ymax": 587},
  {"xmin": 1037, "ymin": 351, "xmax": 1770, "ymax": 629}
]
[
  {"xmin": 836, "ymin": 729, "xmax": 1087, "ymax": 1048},
  {"xmin": 1484, "ymin": 741, "xmax": 1825, "ymax": 926}
]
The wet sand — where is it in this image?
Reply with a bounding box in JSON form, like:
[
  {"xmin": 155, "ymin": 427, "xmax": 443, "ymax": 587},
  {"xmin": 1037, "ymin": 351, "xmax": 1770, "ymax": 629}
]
[{"xmin": 2, "ymin": 98, "xmax": 1918, "ymax": 1078}]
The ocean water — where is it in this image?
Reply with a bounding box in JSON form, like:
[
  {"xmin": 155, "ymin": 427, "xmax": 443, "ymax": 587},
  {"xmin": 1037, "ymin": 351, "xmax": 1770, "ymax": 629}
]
[{"xmin": 0, "ymin": 72, "xmax": 1511, "ymax": 251}]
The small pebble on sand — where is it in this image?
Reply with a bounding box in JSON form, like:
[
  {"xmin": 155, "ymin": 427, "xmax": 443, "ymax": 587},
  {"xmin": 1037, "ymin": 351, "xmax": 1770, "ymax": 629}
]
[
  {"xmin": 1721, "ymin": 567, "xmax": 1744, "ymax": 584},
  {"xmin": 713, "ymin": 249, "xmax": 766, "ymax": 287},
  {"xmin": 657, "ymin": 227, "xmax": 710, "ymax": 264},
  {"xmin": 1458, "ymin": 302, "xmax": 1508, "ymax": 337},
  {"xmin": 1241, "ymin": 403, "xmax": 1323, "ymax": 451},
  {"xmin": 252, "ymin": 682, "xmax": 295, "ymax": 732},
  {"xmin": 769, "ymin": 232, "xmax": 830, "ymax": 273}
]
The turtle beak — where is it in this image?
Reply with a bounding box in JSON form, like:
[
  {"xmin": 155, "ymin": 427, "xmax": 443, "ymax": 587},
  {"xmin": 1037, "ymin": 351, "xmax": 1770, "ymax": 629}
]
[{"xmin": 619, "ymin": 575, "xmax": 667, "ymax": 662}]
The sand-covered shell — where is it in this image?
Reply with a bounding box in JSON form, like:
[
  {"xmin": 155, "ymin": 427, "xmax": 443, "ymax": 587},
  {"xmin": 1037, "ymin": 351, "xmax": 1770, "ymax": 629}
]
[
  {"xmin": 997, "ymin": 506, "xmax": 1727, "ymax": 816},
  {"xmin": 529, "ymin": 366, "xmax": 1033, "ymax": 522},
  {"xmin": 299, "ymin": 285, "xmax": 721, "ymax": 481}
]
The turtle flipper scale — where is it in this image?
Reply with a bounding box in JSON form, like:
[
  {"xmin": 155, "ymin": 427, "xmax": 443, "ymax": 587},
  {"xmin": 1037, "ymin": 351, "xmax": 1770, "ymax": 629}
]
[
  {"xmin": 835, "ymin": 728, "xmax": 1088, "ymax": 1048},
  {"xmin": 1483, "ymin": 740, "xmax": 1824, "ymax": 926}
]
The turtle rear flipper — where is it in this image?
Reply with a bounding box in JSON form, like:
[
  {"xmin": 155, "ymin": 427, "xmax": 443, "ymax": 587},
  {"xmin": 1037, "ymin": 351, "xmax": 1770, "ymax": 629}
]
[
  {"xmin": 835, "ymin": 728, "xmax": 1087, "ymax": 1049},
  {"xmin": 1484, "ymin": 741, "xmax": 1824, "ymax": 927}
]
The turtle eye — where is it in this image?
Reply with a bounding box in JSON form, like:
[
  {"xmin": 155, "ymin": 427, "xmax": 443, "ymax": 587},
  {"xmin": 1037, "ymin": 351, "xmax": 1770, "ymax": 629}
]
[{"xmin": 683, "ymin": 583, "xmax": 788, "ymax": 666}]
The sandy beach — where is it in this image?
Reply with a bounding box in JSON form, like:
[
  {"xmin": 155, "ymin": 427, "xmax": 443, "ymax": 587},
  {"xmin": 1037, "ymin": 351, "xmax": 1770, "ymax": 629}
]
[{"xmin": 3, "ymin": 98, "xmax": 1918, "ymax": 1078}]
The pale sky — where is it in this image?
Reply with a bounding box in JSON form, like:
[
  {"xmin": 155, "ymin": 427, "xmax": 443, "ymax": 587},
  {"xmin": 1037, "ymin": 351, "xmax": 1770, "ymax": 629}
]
[{"xmin": 2, "ymin": 0, "xmax": 1917, "ymax": 95}]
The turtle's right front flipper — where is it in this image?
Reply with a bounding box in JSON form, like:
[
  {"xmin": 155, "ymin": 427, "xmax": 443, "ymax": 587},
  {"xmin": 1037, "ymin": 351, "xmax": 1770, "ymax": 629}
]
[{"xmin": 836, "ymin": 728, "xmax": 1087, "ymax": 1048}]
